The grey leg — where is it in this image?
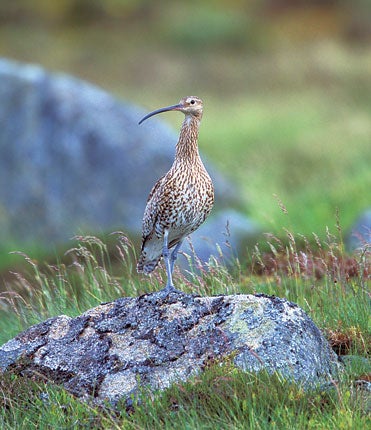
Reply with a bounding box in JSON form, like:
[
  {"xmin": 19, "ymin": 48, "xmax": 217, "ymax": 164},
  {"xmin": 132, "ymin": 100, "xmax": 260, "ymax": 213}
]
[
  {"xmin": 162, "ymin": 230, "xmax": 175, "ymax": 291},
  {"xmin": 160, "ymin": 230, "xmax": 182, "ymax": 296}
]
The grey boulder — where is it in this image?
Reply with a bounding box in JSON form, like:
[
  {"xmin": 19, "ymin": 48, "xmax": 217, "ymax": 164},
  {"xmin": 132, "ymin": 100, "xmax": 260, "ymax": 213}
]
[
  {"xmin": 181, "ymin": 209, "xmax": 261, "ymax": 267},
  {"xmin": 0, "ymin": 291, "xmax": 341, "ymax": 407},
  {"xmin": 346, "ymin": 208, "xmax": 371, "ymax": 251},
  {"xmin": 0, "ymin": 58, "xmax": 257, "ymax": 255}
]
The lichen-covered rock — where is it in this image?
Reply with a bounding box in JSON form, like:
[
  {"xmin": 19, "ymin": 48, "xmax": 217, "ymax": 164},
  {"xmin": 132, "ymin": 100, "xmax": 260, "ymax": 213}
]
[{"xmin": 0, "ymin": 292, "xmax": 341, "ymax": 406}]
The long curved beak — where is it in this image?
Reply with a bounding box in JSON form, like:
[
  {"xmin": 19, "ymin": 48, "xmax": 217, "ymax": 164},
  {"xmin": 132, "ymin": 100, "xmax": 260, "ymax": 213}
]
[{"xmin": 138, "ymin": 104, "xmax": 181, "ymax": 125}]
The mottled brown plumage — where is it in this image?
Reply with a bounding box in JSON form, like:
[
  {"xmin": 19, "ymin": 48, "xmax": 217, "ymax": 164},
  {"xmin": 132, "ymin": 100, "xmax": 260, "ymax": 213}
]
[{"xmin": 137, "ymin": 96, "xmax": 214, "ymax": 294}]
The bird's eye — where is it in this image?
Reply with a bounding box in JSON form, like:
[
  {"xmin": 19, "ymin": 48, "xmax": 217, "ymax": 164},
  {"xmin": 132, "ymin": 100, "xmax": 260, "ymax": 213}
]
[{"xmin": 190, "ymin": 99, "xmax": 195, "ymax": 105}]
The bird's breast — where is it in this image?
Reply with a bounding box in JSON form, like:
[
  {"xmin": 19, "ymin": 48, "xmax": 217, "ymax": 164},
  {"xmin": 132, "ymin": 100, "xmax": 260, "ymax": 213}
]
[{"xmin": 157, "ymin": 165, "xmax": 214, "ymax": 233}]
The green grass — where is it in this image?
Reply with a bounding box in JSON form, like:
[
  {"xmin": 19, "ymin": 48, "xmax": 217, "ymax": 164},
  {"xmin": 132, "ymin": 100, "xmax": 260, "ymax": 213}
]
[
  {"xmin": 0, "ymin": 232, "xmax": 370, "ymax": 429},
  {"xmin": 202, "ymin": 89, "xmax": 371, "ymax": 236},
  {"xmin": 2, "ymin": 361, "xmax": 369, "ymax": 430}
]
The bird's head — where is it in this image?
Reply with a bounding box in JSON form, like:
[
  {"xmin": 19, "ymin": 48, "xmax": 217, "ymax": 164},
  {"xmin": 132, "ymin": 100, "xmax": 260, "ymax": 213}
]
[{"xmin": 139, "ymin": 96, "xmax": 203, "ymax": 125}]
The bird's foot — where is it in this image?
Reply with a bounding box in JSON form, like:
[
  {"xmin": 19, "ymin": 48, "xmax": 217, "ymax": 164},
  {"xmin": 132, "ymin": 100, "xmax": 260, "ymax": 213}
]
[
  {"xmin": 140, "ymin": 284, "xmax": 196, "ymax": 305},
  {"xmin": 157, "ymin": 283, "xmax": 183, "ymax": 300}
]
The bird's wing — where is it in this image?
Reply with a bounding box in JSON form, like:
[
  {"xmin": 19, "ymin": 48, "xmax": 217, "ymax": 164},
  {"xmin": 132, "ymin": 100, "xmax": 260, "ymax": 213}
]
[{"xmin": 141, "ymin": 175, "xmax": 165, "ymax": 242}]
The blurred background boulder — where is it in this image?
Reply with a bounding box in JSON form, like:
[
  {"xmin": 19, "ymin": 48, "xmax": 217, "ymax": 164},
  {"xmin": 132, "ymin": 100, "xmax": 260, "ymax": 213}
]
[
  {"xmin": 0, "ymin": 0, "xmax": 370, "ymax": 270},
  {"xmin": 0, "ymin": 58, "xmax": 258, "ymax": 261},
  {"xmin": 346, "ymin": 208, "xmax": 371, "ymax": 251}
]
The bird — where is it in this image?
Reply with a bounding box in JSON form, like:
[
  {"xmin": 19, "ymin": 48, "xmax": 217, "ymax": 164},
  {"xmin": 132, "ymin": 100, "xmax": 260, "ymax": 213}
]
[{"xmin": 137, "ymin": 96, "xmax": 214, "ymax": 296}]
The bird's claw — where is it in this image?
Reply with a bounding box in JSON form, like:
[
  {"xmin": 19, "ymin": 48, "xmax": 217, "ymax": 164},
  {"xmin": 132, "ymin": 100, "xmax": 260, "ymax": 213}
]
[{"xmin": 157, "ymin": 284, "xmax": 183, "ymax": 300}]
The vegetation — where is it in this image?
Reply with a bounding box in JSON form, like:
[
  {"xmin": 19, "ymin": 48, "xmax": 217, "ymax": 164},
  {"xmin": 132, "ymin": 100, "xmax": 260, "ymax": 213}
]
[{"xmin": 0, "ymin": 232, "xmax": 370, "ymax": 429}]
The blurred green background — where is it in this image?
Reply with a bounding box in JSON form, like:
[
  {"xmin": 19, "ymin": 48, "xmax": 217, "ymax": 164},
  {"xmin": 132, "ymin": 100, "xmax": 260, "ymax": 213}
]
[{"xmin": 1, "ymin": 0, "xmax": 370, "ymax": 267}]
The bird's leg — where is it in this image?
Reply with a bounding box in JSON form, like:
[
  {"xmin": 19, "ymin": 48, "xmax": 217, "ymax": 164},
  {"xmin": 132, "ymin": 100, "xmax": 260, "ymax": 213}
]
[
  {"xmin": 162, "ymin": 230, "xmax": 179, "ymax": 298},
  {"xmin": 162, "ymin": 230, "xmax": 176, "ymax": 293},
  {"xmin": 170, "ymin": 241, "xmax": 183, "ymax": 274}
]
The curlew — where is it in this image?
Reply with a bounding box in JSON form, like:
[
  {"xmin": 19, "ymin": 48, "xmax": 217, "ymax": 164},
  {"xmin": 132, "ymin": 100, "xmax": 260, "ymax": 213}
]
[{"xmin": 137, "ymin": 96, "xmax": 214, "ymax": 295}]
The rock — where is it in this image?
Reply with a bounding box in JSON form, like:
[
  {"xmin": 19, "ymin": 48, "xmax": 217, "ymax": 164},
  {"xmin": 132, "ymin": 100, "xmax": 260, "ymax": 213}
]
[
  {"xmin": 181, "ymin": 209, "xmax": 261, "ymax": 267},
  {"xmin": 0, "ymin": 292, "xmax": 341, "ymax": 407},
  {"xmin": 0, "ymin": 58, "xmax": 257, "ymax": 255},
  {"xmin": 346, "ymin": 208, "xmax": 371, "ymax": 251},
  {"xmin": 340, "ymin": 355, "xmax": 371, "ymax": 414},
  {"xmin": 352, "ymin": 380, "xmax": 371, "ymax": 414}
]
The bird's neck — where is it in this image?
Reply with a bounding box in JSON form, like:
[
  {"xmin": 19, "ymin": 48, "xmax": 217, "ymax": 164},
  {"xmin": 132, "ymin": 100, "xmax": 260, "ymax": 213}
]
[{"xmin": 174, "ymin": 115, "xmax": 201, "ymax": 165}]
